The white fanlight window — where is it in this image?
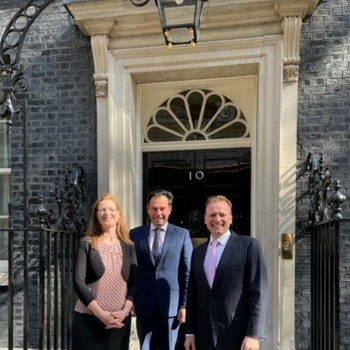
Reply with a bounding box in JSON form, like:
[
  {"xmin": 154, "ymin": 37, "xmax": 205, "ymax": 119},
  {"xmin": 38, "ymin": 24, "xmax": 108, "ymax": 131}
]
[{"xmin": 144, "ymin": 89, "xmax": 251, "ymax": 144}]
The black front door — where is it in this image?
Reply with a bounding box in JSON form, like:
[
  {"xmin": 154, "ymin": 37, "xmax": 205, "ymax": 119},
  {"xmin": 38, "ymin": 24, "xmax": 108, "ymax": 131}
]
[{"xmin": 143, "ymin": 148, "xmax": 251, "ymax": 240}]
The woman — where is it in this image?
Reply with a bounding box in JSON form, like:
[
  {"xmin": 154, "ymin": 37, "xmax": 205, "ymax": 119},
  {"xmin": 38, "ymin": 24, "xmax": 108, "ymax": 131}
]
[{"xmin": 72, "ymin": 193, "xmax": 137, "ymax": 350}]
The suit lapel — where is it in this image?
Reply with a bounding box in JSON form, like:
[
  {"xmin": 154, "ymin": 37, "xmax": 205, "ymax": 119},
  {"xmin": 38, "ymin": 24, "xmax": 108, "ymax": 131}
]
[
  {"xmin": 159, "ymin": 224, "xmax": 175, "ymax": 261},
  {"xmin": 139, "ymin": 225, "xmax": 154, "ymax": 263},
  {"xmin": 212, "ymin": 231, "xmax": 239, "ymax": 288},
  {"xmin": 197, "ymin": 241, "xmax": 210, "ymax": 287}
]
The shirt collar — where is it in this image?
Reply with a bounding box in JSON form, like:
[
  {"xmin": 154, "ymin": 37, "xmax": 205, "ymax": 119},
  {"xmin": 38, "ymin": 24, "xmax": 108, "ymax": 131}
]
[
  {"xmin": 210, "ymin": 230, "xmax": 231, "ymax": 246},
  {"xmin": 150, "ymin": 222, "xmax": 168, "ymax": 233}
]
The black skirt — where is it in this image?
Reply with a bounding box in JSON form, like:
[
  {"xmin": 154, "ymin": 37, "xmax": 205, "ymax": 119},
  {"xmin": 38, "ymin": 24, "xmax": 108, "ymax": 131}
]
[{"xmin": 71, "ymin": 311, "xmax": 131, "ymax": 350}]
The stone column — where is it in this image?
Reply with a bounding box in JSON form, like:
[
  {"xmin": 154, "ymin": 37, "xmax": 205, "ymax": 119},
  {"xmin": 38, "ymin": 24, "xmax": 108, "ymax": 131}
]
[
  {"xmin": 279, "ymin": 15, "xmax": 303, "ymax": 350},
  {"xmin": 91, "ymin": 34, "xmax": 110, "ymax": 194}
]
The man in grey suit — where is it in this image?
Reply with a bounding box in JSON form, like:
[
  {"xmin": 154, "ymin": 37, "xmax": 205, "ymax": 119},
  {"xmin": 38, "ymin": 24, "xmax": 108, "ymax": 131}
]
[
  {"xmin": 184, "ymin": 195, "xmax": 268, "ymax": 350},
  {"xmin": 130, "ymin": 189, "xmax": 193, "ymax": 350}
]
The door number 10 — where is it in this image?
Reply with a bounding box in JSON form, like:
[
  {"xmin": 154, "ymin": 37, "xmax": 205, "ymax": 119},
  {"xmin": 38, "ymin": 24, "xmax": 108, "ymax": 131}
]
[{"xmin": 189, "ymin": 170, "xmax": 204, "ymax": 180}]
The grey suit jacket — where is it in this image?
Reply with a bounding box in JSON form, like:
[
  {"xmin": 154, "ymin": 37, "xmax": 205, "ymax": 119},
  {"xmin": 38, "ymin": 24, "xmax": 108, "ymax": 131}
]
[{"xmin": 186, "ymin": 231, "xmax": 268, "ymax": 350}]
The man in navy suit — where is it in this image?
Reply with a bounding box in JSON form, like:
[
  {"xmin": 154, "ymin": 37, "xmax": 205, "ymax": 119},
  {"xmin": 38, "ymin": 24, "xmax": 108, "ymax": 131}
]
[
  {"xmin": 130, "ymin": 189, "xmax": 193, "ymax": 350},
  {"xmin": 184, "ymin": 195, "xmax": 268, "ymax": 350}
]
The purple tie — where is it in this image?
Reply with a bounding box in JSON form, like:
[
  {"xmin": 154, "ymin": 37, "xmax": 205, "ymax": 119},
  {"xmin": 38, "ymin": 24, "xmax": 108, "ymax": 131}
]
[
  {"xmin": 206, "ymin": 239, "xmax": 218, "ymax": 288},
  {"xmin": 152, "ymin": 228, "xmax": 162, "ymax": 264}
]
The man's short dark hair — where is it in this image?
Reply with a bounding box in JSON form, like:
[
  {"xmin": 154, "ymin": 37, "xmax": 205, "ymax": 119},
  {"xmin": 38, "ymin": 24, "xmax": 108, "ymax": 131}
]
[{"xmin": 147, "ymin": 189, "xmax": 174, "ymax": 205}]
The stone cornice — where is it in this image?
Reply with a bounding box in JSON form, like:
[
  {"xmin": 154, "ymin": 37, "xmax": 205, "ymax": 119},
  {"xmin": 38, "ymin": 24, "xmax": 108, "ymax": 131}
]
[
  {"xmin": 75, "ymin": 18, "xmax": 116, "ymax": 36},
  {"xmin": 275, "ymin": 0, "xmax": 320, "ymax": 17},
  {"xmin": 65, "ymin": 0, "xmax": 319, "ymax": 86},
  {"xmin": 64, "ymin": 0, "xmax": 320, "ymax": 38}
]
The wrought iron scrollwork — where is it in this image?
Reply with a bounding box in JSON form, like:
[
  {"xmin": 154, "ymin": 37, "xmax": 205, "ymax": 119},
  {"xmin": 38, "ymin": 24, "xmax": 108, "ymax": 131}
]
[
  {"xmin": 35, "ymin": 167, "xmax": 86, "ymax": 233},
  {"xmin": 0, "ymin": 0, "xmax": 55, "ymax": 68},
  {"xmin": 0, "ymin": 66, "xmax": 27, "ymax": 118},
  {"xmin": 0, "ymin": 0, "xmax": 55, "ymax": 127},
  {"xmin": 307, "ymin": 152, "xmax": 346, "ymax": 225}
]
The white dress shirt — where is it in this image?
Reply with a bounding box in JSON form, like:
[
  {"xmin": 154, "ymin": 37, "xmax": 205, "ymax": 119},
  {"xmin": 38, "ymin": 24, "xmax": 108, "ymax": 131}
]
[
  {"xmin": 149, "ymin": 223, "xmax": 168, "ymax": 251},
  {"xmin": 204, "ymin": 230, "xmax": 231, "ymax": 273}
]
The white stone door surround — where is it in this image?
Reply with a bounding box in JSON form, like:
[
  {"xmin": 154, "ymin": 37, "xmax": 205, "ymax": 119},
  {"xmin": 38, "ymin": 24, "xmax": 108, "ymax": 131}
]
[
  {"xmin": 95, "ymin": 36, "xmax": 296, "ymax": 350},
  {"xmin": 62, "ymin": 1, "xmax": 321, "ymax": 348}
]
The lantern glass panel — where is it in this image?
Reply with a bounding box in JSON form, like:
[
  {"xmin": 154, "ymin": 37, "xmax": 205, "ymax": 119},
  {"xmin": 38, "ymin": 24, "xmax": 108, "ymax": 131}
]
[
  {"xmin": 160, "ymin": 1, "xmax": 196, "ymax": 26},
  {"xmin": 166, "ymin": 28, "xmax": 194, "ymax": 43}
]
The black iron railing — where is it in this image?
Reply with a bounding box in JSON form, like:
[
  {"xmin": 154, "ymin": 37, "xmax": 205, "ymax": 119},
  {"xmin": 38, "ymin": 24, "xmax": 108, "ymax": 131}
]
[
  {"xmin": 310, "ymin": 221, "xmax": 339, "ymax": 350},
  {"xmin": 3, "ymin": 167, "xmax": 86, "ymax": 350},
  {"xmin": 306, "ymin": 153, "xmax": 346, "ymax": 350},
  {"xmin": 3, "ymin": 225, "xmax": 82, "ymax": 350}
]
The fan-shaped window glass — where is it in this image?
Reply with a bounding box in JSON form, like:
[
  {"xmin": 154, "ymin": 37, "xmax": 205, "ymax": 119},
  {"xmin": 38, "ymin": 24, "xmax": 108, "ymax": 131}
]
[{"xmin": 144, "ymin": 89, "xmax": 250, "ymax": 143}]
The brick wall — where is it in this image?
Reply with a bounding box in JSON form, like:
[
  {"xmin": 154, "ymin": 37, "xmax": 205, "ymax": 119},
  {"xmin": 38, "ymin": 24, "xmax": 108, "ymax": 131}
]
[
  {"xmin": 2, "ymin": 0, "xmax": 350, "ymax": 348},
  {"xmin": 0, "ymin": 0, "xmax": 97, "ymax": 347},
  {"xmin": 297, "ymin": 0, "xmax": 350, "ymax": 349},
  {"xmin": 9, "ymin": 0, "xmax": 97, "ymax": 219}
]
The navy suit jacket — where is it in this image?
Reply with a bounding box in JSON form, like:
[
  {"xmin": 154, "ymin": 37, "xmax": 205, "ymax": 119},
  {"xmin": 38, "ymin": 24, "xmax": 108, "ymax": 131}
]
[
  {"xmin": 130, "ymin": 223, "xmax": 193, "ymax": 318},
  {"xmin": 186, "ymin": 231, "xmax": 268, "ymax": 350}
]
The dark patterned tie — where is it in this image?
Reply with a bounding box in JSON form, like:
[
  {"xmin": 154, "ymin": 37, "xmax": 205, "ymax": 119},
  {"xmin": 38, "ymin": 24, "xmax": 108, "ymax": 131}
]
[{"xmin": 152, "ymin": 228, "xmax": 162, "ymax": 264}]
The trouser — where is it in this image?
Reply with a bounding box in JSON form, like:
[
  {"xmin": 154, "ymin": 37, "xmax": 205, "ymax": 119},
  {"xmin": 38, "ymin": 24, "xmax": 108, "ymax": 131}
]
[{"xmin": 136, "ymin": 303, "xmax": 179, "ymax": 350}]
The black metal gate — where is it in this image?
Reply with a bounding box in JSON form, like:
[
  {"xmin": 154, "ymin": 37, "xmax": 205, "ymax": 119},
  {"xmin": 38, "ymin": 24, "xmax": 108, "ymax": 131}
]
[
  {"xmin": 307, "ymin": 153, "xmax": 346, "ymax": 350},
  {"xmin": 311, "ymin": 221, "xmax": 339, "ymax": 350},
  {"xmin": 2, "ymin": 167, "xmax": 86, "ymax": 350}
]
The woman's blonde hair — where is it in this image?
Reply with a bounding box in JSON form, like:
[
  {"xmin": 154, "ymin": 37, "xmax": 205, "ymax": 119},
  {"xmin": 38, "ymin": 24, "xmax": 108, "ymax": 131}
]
[{"xmin": 86, "ymin": 193, "xmax": 133, "ymax": 248}]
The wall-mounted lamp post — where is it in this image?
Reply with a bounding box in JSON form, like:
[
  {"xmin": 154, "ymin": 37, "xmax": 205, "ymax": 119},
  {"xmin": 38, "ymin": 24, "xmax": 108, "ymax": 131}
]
[{"xmin": 131, "ymin": 0, "xmax": 206, "ymax": 48}]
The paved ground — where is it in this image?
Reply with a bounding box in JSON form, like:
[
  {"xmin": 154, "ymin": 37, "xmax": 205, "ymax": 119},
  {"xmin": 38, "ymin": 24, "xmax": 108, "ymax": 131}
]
[{"xmin": 129, "ymin": 317, "xmax": 140, "ymax": 350}]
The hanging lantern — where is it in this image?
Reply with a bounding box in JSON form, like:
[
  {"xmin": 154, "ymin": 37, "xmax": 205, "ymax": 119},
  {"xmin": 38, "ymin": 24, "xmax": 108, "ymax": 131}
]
[{"xmin": 131, "ymin": 0, "xmax": 206, "ymax": 48}]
